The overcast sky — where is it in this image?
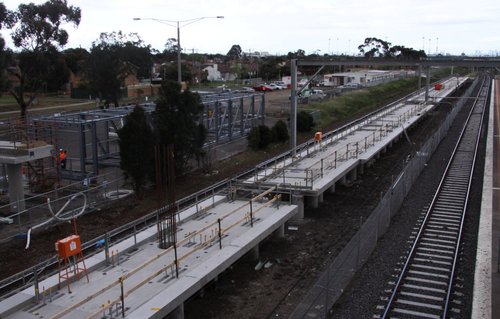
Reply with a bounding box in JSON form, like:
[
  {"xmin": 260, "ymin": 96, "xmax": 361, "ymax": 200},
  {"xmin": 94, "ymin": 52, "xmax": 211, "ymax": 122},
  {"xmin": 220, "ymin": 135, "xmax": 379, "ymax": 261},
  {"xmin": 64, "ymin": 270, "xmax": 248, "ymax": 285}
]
[{"xmin": 2, "ymin": 0, "xmax": 499, "ymax": 56}]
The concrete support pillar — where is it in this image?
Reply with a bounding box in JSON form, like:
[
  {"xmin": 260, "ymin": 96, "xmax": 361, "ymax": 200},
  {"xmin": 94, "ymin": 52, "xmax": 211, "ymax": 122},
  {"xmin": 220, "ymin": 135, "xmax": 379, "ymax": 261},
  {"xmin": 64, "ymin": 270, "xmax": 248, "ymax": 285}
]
[
  {"xmin": 358, "ymin": 163, "xmax": 364, "ymax": 175},
  {"xmin": 417, "ymin": 64, "xmax": 422, "ymax": 89},
  {"xmin": 340, "ymin": 175, "xmax": 347, "ymax": 185},
  {"xmin": 309, "ymin": 195, "xmax": 319, "ymax": 208},
  {"xmin": 274, "ymin": 224, "xmax": 285, "ymax": 238},
  {"xmin": 292, "ymin": 195, "xmax": 304, "ymax": 219},
  {"xmin": 318, "ymin": 192, "xmax": 324, "ymax": 203},
  {"xmin": 425, "ymin": 66, "xmax": 431, "ymax": 102},
  {"xmin": 6, "ymin": 163, "xmax": 25, "ymax": 212},
  {"xmin": 329, "ymin": 182, "xmax": 336, "ymax": 193},
  {"xmin": 167, "ymin": 303, "xmax": 184, "ymax": 319},
  {"xmin": 249, "ymin": 245, "xmax": 259, "ymax": 261},
  {"xmin": 365, "ymin": 159, "xmax": 372, "ymax": 168},
  {"xmin": 375, "ymin": 152, "xmax": 381, "ymax": 159},
  {"xmin": 349, "ymin": 167, "xmax": 357, "ymax": 182}
]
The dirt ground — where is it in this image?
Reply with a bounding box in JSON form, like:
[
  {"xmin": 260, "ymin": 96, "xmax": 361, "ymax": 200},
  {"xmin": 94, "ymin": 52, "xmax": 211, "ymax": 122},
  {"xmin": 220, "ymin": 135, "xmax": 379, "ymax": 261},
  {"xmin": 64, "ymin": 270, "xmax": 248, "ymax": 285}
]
[{"xmin": 0, "ymin": 89, "xmax": 451, "ymax": 318}]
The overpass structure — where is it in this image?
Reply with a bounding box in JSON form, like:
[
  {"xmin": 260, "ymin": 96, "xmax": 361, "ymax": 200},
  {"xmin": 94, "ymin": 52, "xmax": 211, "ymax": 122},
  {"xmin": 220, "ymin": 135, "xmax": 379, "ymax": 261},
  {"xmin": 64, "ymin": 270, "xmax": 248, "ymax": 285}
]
[{"xmin": 0, "ymin": 76, "xmax": 471, "ymax": 318}]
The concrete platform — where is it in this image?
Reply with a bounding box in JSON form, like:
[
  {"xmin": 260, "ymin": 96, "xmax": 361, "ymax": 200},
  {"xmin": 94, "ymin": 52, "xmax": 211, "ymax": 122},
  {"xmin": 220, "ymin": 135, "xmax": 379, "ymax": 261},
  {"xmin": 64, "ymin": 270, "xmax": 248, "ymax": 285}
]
[
  {"xmin": 472, "ymin": 78, "xmax": 498, "ymax": 318},
  {"xmin": 243, "ymin": 77, "xmax": 468, "ymax": 201},
  {"xmin": 0, "ymin": 140, "xmax": 54, "ymax": 212},
  {"xmin": 0, "ymin": 141, "xmax": 53, "ymax": 165},
  {"xmin": 0, "ymin": 190, "xmax": 297, "ymax": 318},
  {"xmin": 0, "ymin": 76, "xmax": 472, "ymax": 318}
]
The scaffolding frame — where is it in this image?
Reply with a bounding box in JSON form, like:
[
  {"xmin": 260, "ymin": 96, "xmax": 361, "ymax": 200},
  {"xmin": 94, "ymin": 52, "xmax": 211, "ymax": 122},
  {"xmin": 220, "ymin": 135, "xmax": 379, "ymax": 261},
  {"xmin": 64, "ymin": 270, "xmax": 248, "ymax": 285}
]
[{"xmin": 27, "ymin": 93, "xmax": 265, "ymax": 180}]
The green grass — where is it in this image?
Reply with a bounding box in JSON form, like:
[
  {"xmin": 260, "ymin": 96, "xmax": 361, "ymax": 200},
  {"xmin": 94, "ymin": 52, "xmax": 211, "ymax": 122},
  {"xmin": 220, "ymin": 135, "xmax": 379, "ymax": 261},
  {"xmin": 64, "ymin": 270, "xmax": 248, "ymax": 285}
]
[
  {"xmin": 0, "ymin": 95, "xmax": 90, "ymax": 108},
  {"xmin": 0, "ymin": 94, "xmax": 95, "ymax": 119},
  {"xmin": 305, "ymin": 67, "xmax": 467, "ymax": 129},
  {"xmin": 310, "ymin": 78, "xmax": 421, "ymax": 129}
]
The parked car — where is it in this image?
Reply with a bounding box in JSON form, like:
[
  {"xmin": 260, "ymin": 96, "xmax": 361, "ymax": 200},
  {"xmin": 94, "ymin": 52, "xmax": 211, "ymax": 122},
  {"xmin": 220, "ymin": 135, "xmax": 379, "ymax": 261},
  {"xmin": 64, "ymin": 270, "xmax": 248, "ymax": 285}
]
[
  {"xmin": 273, "ymin": 81, "xmax": 288, "ymax": 89},
  {"xmin": 216, "ymin": 85, "xmax": 232, "ymax": 94},
  {"xmin": 234, "ymin": 87, "xmax": 255, "ymax": 93},
  {"xmin": 338, "ymin": 83, "xmax": 364, "ymax": 89},
  {"xmin": 306, "ymin": 89, "xmax": 326, "ymax": 101},
  {"xmin": 298, "ymin": 79, "xmax": 309, "ymax": 87},
  {"xmin": 253, "ymin": 84, "xmax": 273, "ymax": 91},
  {"xmin": 267, "ymin": 83, "xmax": 282, "ymax": 90},
  {"xmin": 315, "ymin": 80, "xmax": 326, "ymax": 87},
  {"xmin": 291, "ymin": 89, "xmax": 326, "ymax": 103}
]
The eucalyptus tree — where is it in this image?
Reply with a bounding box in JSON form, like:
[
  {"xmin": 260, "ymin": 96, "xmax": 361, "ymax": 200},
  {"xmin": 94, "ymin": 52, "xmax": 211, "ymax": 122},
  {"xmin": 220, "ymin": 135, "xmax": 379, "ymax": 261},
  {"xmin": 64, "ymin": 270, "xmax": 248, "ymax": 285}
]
[
  {"xmin": 0, "ymin": 3, "xmax": 14, "ymax": 93},
  {"xmin": 358, "ymin": 37, "xmax": 392, "ymax": 58},
  {"xmin": 7, "ymin": 0, "xmax": 81, "ymax": 117},
  {"xmin": 86, "ymin": 31, "xmax": 151, "ymax": 107}
]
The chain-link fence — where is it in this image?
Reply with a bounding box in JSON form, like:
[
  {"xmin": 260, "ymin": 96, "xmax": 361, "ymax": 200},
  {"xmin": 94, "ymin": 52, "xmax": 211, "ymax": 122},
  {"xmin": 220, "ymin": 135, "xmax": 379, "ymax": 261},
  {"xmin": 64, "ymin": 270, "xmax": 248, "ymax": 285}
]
[{"xmin": 290, "ymin": 78, "xmax": 478, "ymax": 319}]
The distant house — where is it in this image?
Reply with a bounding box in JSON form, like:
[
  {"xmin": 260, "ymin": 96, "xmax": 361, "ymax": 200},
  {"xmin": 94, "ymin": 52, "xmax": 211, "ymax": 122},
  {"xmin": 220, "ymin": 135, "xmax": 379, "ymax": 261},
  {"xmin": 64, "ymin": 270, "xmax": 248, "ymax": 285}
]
[
  {"xmin": 217, "ymin": 64, "xmax": 238, "ymax": 81},
  {"xmin": 123, "ymin": 73, "xmax": 140, "ymax": 86},
  {"xmin": 322, "ymin": 70, "xmax": 414, "ymax": 87},
  {"xmin": 246, "ymin": 51, "xmax": 271, "ymax": 58},
  {"xmin": 203, "ymin": 64, "xmax": 222, "ymax": 81}
]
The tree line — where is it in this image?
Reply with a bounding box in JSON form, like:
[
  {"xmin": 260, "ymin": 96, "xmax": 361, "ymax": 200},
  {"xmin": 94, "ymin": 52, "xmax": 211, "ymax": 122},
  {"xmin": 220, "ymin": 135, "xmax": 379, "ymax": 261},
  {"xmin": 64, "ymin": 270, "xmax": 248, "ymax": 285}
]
[
  {"xmin": 0, "ymin": 1, "xmax": 428, "ymax": 120},
  {"xmin": 0, "ymin": 1, "xmax": 428, "ymax": 195},
  {"xmin": 118, "ymin": 80, "xmax": 207, "ymax": 197}
]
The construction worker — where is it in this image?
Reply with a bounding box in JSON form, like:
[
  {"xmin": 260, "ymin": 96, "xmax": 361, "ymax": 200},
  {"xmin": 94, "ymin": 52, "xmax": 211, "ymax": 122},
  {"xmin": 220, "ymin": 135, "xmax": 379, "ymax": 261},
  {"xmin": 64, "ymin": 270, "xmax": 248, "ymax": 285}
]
[{"xmin": 60, "ymin": 149, "xmax": 67, "ymax": 169}]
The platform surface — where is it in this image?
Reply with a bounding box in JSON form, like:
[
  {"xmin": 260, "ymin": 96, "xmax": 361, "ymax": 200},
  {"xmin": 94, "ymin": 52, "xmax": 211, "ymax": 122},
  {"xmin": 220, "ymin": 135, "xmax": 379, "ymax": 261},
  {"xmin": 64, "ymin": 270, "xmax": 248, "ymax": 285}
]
[{"xmin": 0, "ymin": 193, "xmax": 297, "ymax": 318}]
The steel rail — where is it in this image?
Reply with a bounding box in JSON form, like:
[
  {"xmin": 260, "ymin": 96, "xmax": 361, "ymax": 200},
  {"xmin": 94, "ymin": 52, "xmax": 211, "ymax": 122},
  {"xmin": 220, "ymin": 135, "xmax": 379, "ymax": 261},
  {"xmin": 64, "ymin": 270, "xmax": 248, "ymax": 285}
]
[
  {"xmin": 380, "ymin": 76, "xmax": 489, "ymax": 319},
  {"xmin": 441, "ymin": 78, "xmax": 489, "ymax": 318}
]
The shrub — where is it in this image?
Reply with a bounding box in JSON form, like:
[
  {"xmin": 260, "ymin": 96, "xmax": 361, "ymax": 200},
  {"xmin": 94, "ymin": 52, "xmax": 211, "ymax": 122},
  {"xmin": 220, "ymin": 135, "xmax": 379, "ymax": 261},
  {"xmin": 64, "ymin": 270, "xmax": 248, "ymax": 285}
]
[
  {"xmin": 297, "ymin": 110, "xmax": 315, "ymax": 132},
  {"xmin": 247, "ymin": 125, "xmax": 273, "ymax": 150},
  {"xmin": 271, "ymin": 120, "xmax": 289, "ymax": 143}
]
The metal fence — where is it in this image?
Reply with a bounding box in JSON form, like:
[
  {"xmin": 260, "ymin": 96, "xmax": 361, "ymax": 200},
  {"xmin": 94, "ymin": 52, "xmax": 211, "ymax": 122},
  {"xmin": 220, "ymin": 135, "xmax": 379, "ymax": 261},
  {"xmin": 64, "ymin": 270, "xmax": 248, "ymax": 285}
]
[
  {"xmin": 0, "ymin": 169, "xmax": 127, "ymax": 243},
  {"xmin": 0, "ymin": 171, "xmax": 232, "ymax": 299},
  {"xmin": 289, "ymin": 78, "xmax": 479, "ymax": 319}
]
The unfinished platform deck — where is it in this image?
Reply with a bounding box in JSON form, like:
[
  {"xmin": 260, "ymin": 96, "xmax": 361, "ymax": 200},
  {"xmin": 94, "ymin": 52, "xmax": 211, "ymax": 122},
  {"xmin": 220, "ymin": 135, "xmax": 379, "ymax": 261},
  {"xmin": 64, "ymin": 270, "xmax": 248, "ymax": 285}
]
[
  {"xmin": 0, "ymin": 189, "xmax": 297, "ymax": 319},
  {"xmin": 242, "ymin": 77, "xmax": 468, "ymax": 196}
]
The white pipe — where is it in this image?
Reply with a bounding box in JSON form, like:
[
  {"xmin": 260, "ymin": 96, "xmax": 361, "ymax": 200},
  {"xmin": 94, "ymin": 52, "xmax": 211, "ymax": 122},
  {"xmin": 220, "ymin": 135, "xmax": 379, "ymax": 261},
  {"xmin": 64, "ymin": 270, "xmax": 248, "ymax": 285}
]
[
  {"xmin": 24, "ymin": 227, "xmax": 32, "ymax": 250},
  {"xmin": 24, "ymin": 192, "xmax": 88, "ymax": 250}
]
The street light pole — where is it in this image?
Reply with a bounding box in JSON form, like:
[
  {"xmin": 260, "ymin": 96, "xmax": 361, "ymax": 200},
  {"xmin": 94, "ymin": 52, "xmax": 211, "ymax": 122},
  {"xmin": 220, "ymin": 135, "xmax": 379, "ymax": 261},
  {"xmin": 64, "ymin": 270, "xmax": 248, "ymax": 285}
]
[
  {"xmin": 134, "ymin": 16, "xmax": 224, "ymax": 85},
  {"xmin": 176, "ymin": 21, "xmax": 181, "ymax": 84}
]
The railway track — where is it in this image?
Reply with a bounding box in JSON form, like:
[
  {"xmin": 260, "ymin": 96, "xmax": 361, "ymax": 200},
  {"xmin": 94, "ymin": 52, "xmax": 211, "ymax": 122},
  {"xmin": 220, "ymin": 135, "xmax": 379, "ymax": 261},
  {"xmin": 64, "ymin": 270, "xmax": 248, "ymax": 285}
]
[{"xmin": 376, "ymin": 77, "xmax": 490, "ymax": 319}]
